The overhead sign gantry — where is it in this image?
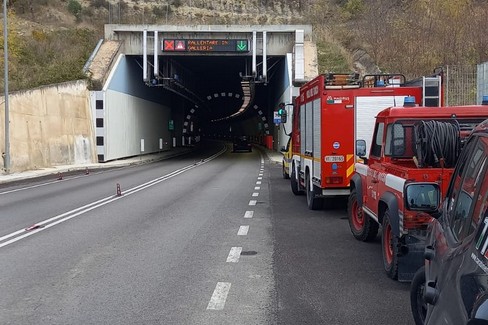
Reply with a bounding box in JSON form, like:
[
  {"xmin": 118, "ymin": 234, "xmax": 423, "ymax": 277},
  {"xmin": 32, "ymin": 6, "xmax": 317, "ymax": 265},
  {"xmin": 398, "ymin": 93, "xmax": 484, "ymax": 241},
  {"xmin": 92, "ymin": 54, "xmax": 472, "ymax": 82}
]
[{"xmin": 163, "ymin": 39, "xmax": 249, "ymax": 52}]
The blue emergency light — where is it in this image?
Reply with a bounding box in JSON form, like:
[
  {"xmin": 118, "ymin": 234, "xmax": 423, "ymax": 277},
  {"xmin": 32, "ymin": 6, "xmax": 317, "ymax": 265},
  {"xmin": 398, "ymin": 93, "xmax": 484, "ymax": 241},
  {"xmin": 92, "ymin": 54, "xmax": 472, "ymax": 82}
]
[{"xmin": 403, "ymin": 96, "xmax": 416, "ymax": 107}]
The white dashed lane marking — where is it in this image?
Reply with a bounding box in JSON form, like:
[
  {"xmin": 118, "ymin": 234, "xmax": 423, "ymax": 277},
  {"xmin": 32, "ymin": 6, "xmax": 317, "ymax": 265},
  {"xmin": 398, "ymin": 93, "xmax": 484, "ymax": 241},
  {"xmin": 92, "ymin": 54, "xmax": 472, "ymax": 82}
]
[
  {"xmin": 207, "ymin": 282, "xmax": 232, "ymax": 310},
  {"xmin": 226, "ymin": 247, "xmax": 242, "ymax": 263},
  {"xmin": 244, "ymin": 211, "xmax": 254, "ymax": 219},
  {"xmin": 207, "ymin": 164, "xmax": 265, "ymax": 312},
  {"xmin": 238, "ymin": 226, "xmax": 249, "ymax": 236}
]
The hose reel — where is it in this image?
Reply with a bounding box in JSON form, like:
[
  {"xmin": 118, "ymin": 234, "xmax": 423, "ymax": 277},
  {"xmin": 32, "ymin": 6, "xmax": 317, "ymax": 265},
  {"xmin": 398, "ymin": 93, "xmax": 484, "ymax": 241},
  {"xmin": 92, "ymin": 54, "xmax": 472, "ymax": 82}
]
[{"xmin": 414, "ymin": 120, "xmax": 461, "ymax": 168}]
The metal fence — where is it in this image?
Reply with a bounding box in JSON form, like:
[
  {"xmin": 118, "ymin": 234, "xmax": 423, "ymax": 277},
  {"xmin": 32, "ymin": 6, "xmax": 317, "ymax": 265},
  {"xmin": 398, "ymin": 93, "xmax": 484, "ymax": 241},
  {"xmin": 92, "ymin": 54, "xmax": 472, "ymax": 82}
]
[
  {"xmin": 444, "ymin": 63, "xmax": 488, "ymax": 106},
  {"xmin": 445, "ymin": 65, "xmax": 477, "ymax": 106},
  {"xmin": 478, "ymin": 62, "xmax": 488, "ymax": 104}
]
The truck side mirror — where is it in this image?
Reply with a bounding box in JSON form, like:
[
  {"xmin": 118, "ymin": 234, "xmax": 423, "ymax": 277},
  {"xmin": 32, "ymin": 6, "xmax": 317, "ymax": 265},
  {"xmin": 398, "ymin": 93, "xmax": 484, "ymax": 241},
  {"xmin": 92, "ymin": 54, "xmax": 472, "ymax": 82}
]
[
  {"xmin": 356, "ymin": 139, "xmax": 367, "ymax": 157},
  {"xmin": 405, "ymin": 183, "xmax": 440, "ymax": 214}
]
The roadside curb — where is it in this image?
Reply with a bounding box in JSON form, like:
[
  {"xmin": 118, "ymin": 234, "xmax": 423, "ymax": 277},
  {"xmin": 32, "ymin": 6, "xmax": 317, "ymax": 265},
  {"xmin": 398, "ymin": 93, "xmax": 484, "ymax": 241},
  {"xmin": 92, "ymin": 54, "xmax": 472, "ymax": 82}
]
[{"xmin": 0, "ymin": 148, "xmax": 194, "ymax": 185}]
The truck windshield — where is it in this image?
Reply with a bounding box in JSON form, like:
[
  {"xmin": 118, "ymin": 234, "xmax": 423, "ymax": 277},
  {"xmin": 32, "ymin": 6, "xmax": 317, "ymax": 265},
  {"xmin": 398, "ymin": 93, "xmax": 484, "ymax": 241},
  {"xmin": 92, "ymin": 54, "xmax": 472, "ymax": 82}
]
[{"xmin": 385, "ymin": 122, "xmax": 410, "ymax": 158}]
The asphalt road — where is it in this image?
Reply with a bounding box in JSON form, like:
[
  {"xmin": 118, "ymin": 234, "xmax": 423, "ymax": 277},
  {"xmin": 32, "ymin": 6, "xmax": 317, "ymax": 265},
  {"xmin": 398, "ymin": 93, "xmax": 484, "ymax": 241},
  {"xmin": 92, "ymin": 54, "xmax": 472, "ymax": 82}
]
[{"xmin": 0, "ymin": 141, "xmax": 414, "ymax": 325}]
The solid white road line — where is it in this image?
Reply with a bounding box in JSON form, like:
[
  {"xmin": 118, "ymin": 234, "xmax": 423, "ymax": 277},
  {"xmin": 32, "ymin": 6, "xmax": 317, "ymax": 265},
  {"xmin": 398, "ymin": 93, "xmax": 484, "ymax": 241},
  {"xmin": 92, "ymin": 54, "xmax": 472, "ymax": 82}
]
[
  {"xmin": 226, "ymin": 247, "xmax": 242, "ymax": 263},
  {"xmin": 0, "ymin": 179, "xmax": 64, "ymax": 195},
  {"xmin": 237, "ymin": 226, "xmax": 249, "ymax": 236},
  {"xmin": 249, "ymin": 200, "xmax": 257, "ymax": 206},
  {"xmin": 0, "ymin": 147, "xmax": 227, "ymax": 249},
  {"xmin": 207, "ymin": 282, "xmax": 231, "ymax": 310},
  {"xmin": 244, "ymin": 211, "xmax": 254, "ymax": 219}
]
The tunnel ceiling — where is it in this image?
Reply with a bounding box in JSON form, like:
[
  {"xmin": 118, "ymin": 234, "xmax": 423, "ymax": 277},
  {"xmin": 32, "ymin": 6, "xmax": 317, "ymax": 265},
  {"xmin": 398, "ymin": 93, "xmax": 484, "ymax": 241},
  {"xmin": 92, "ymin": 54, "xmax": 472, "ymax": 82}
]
[{"xmin": 132, "ymin": 54, "xmax": 285, "ymax": 125}]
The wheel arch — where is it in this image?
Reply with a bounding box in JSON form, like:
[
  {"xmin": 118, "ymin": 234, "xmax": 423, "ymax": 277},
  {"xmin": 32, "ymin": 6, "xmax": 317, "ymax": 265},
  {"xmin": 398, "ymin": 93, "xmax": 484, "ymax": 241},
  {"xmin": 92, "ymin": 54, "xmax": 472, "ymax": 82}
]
[
  {"xmin": 291, "ymin": 160, "xmax": 297, "ymax": 178},
  {"xmin": 305, "ymin": 165, "xmax": 310, "ymax": 184},
  {"xmin": 379, "ymin": 191, "xmax": 400, "ymax": 237},
  {"xmin": 350, "ymin": 173, "xmax": 363, "ymax": 206},
  {"xmin": 292, "ymin": 158, "xmax": 301, "ymax": 178}
]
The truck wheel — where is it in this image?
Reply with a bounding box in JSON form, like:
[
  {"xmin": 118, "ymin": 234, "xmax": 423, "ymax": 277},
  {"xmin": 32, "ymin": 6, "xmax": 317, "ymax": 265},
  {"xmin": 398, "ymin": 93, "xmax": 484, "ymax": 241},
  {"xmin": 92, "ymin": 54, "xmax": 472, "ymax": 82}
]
[
  {"xmin": 410, "ymin": 266, "xmax": 427, "ymax": 325},
  {"xmin": 348, "ymin": 189, "xmax": 378, "ymax": 241},
  {"xmin": 382, "ymin": 210, "xmax": 399, "ymax": 280},
  {"xmin": 282, "ymin": 163, "xmax": 289, "ymax": 179},
  {"xmin": 291, "ymin": 164, "xmax": 303, "ymax": 195},
  {"xmin": 306, "ymin": 172, "xmax": 323, "ymax": 210}
]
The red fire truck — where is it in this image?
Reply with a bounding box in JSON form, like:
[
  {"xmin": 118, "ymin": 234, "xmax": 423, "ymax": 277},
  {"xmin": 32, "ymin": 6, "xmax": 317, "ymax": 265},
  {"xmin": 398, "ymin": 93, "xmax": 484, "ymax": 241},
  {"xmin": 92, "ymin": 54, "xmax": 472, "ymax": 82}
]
[
  {"xmin": 348, "ymin": 103, "xmax": 488, "ymax": 281},
  {"xmin": 289, "ymin": 71, "xmax": 443, "ymax": 210}
]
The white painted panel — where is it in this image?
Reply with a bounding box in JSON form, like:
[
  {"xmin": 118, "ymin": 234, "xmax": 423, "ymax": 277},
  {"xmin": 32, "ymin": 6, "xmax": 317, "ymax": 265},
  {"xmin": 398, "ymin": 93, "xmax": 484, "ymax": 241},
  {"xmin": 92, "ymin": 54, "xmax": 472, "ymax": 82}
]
[
  {"xmin": 313, "ymin": 98, "xmax": 321, "ymax": 180},
  {"xmin": 355, "ymin": 96, "xmax": 405, "ymax": 157},
  {"xmin": 104, "ymin": 89, "xmax": 171, "ymax": 161},
  {"xmin": 294, "ymin": 43, "xmax": 304, "ymax": 81},
  {"xmin": 305, "ymin": 101, "xmax": 313, "ymax": 153},
  {"xmin": 276, "ymin": 53, "xmax": 298, "ymax": 154},
  {"xmin": 300, "ymin": 104, "xmax": 305, "ymax": 156},
  {"xmin": 295, "ymin": 29, "xmax": 304, "ymax": 43}
]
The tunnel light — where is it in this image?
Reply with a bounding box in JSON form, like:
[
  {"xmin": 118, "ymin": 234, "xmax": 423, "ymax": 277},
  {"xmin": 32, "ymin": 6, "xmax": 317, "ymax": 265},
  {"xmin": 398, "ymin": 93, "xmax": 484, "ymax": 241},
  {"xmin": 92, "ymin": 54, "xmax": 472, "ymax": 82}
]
[{"xmin": 210, "ymin": 80, "xmax": 254, "ymax": 122}]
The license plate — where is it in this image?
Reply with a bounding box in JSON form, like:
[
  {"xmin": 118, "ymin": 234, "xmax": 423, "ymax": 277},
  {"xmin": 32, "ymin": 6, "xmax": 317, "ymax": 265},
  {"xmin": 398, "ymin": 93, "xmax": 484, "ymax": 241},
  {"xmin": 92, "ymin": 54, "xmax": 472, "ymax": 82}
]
[{"xmin": 324, "ymin": 155, "xmax": 344, "ymax": 162}]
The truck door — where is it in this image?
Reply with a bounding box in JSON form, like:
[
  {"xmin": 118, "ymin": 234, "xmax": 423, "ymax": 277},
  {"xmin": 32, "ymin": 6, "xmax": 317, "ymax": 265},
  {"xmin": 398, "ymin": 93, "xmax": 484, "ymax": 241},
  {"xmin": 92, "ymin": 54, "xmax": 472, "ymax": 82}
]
[{"xmin": 364, "ymin": 121, "xmax": 385, "ymax": 215}]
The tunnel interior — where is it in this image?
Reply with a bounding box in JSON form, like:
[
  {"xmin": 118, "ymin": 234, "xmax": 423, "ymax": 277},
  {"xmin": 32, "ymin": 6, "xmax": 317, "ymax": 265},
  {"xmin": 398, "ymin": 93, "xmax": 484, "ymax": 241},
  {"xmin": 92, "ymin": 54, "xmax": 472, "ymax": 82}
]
[{"xmin": 128, "ymin": 54, "xmax": 288, "ymax": 140}]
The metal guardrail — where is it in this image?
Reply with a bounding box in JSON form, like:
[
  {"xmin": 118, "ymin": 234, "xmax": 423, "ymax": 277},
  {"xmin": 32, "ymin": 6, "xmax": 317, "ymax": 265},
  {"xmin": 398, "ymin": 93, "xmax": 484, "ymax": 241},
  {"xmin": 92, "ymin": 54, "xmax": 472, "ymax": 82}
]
[{"xmin": 82, "ymin": 39, "xmax": 104, "ymax": 74}]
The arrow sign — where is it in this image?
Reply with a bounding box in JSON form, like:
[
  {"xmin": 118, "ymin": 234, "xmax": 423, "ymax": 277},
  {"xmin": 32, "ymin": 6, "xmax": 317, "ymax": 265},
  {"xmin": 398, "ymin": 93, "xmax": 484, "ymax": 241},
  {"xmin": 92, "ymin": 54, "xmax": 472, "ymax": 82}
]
[{"xmin": 236, "ymin": 40, "xmax": 248, "ymax": 51}]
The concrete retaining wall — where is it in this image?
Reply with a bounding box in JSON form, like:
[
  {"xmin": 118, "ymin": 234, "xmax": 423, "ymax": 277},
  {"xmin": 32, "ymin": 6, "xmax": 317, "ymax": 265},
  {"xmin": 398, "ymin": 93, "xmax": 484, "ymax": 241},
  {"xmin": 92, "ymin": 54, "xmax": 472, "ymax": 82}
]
[{"xmin": 0, "ymin": 80, "xmax": 96, "ymax": 173}]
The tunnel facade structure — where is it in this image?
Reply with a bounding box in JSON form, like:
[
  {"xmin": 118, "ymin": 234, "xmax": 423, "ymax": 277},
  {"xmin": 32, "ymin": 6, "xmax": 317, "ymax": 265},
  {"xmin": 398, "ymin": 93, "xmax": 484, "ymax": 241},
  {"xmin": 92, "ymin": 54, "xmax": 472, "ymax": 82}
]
[{"xmin": 86, "ymin": 25, "xmax": 318, "ymax": 162}]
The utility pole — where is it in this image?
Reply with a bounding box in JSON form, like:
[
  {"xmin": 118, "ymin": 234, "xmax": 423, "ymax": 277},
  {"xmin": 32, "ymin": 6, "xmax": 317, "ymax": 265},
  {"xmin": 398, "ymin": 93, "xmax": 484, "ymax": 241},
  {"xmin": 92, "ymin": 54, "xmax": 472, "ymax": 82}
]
[{"xmin": 3, "ymin": 0, "xmax": 10, "ymax": 173}]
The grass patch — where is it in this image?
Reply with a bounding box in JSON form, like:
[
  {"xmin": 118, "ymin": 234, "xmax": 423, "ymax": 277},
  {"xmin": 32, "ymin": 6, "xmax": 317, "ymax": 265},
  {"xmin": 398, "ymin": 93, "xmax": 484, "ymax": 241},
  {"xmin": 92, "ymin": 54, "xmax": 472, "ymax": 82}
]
[{"xmin": 316, "ymin": 40, "xmax": 352, "ymax": 74}]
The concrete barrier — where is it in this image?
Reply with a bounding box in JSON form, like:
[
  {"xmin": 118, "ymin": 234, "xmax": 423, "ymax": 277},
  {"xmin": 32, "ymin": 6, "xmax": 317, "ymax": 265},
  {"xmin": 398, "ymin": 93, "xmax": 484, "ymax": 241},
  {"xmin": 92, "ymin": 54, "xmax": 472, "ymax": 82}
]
[{"xmin": 0, "ymin": 80, "xmax": 96, "ymax": 173}]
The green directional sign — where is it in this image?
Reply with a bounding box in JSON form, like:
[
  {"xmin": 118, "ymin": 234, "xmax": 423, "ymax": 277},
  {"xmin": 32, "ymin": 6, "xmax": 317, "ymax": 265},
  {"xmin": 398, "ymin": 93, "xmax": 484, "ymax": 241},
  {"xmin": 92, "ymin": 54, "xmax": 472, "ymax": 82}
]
[{"xmin": 236, "ymin": 40, "xmax": 248, "ymax": 52}]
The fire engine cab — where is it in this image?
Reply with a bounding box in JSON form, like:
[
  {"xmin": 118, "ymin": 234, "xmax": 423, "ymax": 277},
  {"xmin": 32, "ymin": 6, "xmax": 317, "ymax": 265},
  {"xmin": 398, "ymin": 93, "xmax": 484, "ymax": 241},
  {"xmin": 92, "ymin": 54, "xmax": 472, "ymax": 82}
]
[
  {"xmin": 289, "ymin": 71, "xmax": 443, "ymax": 210},
  {"xmin": 348, "ymin": 102, "xmax": 488, "ymax": 281}
]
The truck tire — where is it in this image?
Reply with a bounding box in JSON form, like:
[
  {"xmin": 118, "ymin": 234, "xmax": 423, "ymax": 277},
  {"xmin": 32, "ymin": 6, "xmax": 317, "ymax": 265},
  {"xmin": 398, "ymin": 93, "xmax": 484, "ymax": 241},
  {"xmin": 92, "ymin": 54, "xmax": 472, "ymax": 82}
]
[
  {"xmin": 382, "ymin": 209, "xmax": 399, "ymax": 280},
  {"xmin": 348, "ymin": 189, "xmax": 378, "ymax": 241},
  {"xmin": 410, "ymin": 266, "xmax": 427, "ymax": 325},
  {"xmin": 291, "ymin": 164, "xmax": 303, "ymax": 195},
  {"xmin": 306, "ymin": 172, "xmax": 323, "ymax": 210}
]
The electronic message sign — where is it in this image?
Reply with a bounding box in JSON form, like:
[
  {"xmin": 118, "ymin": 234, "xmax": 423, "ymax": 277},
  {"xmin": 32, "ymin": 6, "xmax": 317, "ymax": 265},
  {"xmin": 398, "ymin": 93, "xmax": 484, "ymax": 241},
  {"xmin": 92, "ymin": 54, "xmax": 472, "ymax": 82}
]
[{"xmin": 162, "ymin": 39, "xmax": 249, "ymax": 52}]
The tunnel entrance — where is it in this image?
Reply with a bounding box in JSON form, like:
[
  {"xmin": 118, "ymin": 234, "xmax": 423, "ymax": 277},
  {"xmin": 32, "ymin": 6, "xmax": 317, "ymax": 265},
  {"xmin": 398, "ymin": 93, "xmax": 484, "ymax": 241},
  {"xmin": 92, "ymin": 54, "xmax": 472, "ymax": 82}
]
[
  {"xmin": 137, "ymin": 54, "xmax": 287, "ymax": 138},
  {"xmin": 89, "ymin": 25, "xmax": 316, "ymax": 162}
]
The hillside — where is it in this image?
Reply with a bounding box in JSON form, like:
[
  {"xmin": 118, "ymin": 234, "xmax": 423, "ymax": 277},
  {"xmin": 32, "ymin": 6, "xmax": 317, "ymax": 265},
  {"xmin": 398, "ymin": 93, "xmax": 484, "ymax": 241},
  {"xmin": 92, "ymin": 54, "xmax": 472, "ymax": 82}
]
[{"xmin": 1, "ymin": 0, "xmax": 488, "ymax": 93}]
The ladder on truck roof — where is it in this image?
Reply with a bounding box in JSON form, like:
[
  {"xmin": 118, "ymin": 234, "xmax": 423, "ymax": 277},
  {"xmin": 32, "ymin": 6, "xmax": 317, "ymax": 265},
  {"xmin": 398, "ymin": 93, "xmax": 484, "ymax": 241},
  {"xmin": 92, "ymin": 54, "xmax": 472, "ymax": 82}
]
[{"xmin": 422, "ymin": 76, "xmax": 442, "ymax": 107}]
